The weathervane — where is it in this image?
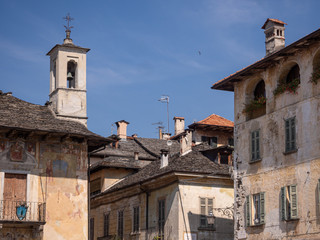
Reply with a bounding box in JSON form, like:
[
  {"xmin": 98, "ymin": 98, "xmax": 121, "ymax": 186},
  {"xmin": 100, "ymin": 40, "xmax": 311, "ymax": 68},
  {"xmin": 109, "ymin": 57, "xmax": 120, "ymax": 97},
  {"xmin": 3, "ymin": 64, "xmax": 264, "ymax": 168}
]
[{"xmin": 63, "ymin": 13, "xmax": 74, "ymax": 39}]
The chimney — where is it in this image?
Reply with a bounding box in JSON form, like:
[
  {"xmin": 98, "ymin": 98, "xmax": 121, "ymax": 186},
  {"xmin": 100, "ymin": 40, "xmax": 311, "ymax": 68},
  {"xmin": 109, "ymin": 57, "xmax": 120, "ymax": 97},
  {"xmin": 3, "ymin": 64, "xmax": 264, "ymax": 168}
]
[
  {"xmin": 262, "ymin": 18, "xmax": 287, "ymax": 56},
  {"xmin": 159, "ymin": 128, "xmax": 163, "ymax": 140},
  {"xmin": 115, "ymin": 120, "xmax": 129, "ymax": 140},
  {"xmin": 162, "ymin": 133, "xmax": 171, "ymax": 140},
  {"xmin": 173, "ymin": 117, "xmax": 185, "ymax": 135},
  {"xmin": 134, "ymin": 152, "xmax": 139, "ymax": 160},
  {"xmin": 180, "ymin": 129, "xmax": 192, "ymax": 156},
  {"xmin": 160, "ymin": 149, "xmax": 169, "ymax": 168}
]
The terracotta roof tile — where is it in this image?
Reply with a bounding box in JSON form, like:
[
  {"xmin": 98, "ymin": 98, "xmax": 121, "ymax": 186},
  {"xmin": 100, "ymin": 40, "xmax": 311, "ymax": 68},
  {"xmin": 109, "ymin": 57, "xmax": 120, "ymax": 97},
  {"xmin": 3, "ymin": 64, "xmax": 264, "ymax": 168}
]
[
  {"xmin": 194, "ymin": 114, "xmax": 234, "ymax": 127},
  {"xmin": 261, "ymin": 18, "xmax": 287, "ymax": 29}
]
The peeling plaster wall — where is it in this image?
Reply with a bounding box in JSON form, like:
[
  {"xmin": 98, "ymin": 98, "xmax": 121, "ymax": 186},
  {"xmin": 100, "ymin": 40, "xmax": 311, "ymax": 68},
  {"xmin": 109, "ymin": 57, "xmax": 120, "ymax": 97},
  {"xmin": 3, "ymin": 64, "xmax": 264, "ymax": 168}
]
[
  {"xmin": 233, "ymin": 43, "xmax": 320, "ymax": 239},
  {"xmin": 0, "ymin": 136, "xmax": 88, "ymax": 240}
]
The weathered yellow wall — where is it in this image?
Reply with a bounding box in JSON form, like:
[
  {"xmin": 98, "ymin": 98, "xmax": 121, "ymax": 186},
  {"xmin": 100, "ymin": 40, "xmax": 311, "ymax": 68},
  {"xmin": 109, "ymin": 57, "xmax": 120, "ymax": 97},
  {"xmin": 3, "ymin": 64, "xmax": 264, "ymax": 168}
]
[
  {"xmin": 0, "ymin": 136, "xmax": 88, "ymax": 240},
  {"xmin": 233, "ymin": 43, "xmax": 320, "ymax": 239}
]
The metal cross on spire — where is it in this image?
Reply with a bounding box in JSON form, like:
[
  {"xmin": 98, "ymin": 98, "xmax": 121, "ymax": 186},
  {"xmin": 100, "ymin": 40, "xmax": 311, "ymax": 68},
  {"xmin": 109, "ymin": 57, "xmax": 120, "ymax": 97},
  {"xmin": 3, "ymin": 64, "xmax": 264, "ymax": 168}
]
[{"xmin": 63, "ymin": 13, "xmax": 74, "ymax": 31}]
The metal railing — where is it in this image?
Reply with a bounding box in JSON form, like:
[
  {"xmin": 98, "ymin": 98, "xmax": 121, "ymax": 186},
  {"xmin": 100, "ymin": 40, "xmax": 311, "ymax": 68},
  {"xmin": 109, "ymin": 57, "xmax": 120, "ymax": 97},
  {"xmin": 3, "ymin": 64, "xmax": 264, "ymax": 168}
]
[{"xmin": 0, "ymin": 200, "xmax": 46, "ymax": 224}]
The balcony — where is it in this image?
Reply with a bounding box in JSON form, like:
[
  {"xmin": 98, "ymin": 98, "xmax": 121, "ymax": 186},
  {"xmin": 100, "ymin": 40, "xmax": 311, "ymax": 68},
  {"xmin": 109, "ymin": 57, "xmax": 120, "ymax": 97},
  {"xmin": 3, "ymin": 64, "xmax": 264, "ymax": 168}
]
[{"xmin": 0, "ymin": 200, "xmax": 46, "ymax": 225}]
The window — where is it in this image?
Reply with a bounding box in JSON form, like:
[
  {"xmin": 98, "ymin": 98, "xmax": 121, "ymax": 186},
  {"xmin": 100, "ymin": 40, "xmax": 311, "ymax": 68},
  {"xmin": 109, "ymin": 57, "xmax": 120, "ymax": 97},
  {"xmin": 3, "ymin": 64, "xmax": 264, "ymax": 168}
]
[
  {"xmin": 246, "ymin": 193, "xmax": 265, "ymax": 226},
  {"xmin": 201, "ymin": 136, "xmax": 218, "ymax": 147},
  {"xmin": 200, "ymin": 197, "xmax": 214, "ymax": 228},
  {"xmin": 228, "ymin": 138, "xmax": 234, "ymax": 146},
  {"xmin": 285, "ymin": 117, "xmax": 296, "ymax": 153},
  {"xmin": 90, "ymin": 178, "xmax": 101, "ymax": 196},
  {"xmin": 251, "ymin": 130, "xmax": 260, "ymax": 161},
  {"xmin": 104, "ymin": 213, "xmax": 109, "ymax": 237},
  {"xmin": 286, "ymin": 64, "xmax": 300, "ymax": 84},
  {"xmin": 90, "ymin": 218, "xmax": 94, "ymax": 240},
  {"xmin": 118, "ymin": 210, "xmax": 124, "ymax": 239},
  {"xmin": 158, "ymin": 199, "xmax": 165, "ymax": 239},
  {"xmin": 281, "ymin": 185, "xmax": 298, "ymax": 220},
  {"xmin": 67, "ymin": 61, "xmax": 76, "ymax": 88},
  {"xmin": 133, "ymin": 206, "xmax": 140, "ymax": 233}
]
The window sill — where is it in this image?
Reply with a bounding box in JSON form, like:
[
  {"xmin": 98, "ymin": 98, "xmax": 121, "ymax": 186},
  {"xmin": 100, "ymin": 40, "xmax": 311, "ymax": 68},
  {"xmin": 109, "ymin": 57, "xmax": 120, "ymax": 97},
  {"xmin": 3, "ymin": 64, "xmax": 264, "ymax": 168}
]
[
  {"xmin": 284, "ymin": 218, "xmax": 299, "ymax": 222},
  {"xmin": 283, "ymin": 149, "xmax": 298, "ymax": 155},
  {"xmin": 130, "ymin": 232, "xmax": 141, "ymax": 236},
  {"xmin": 249, "ymin": 159, "xmax": 262, "ymax": 164},
  {"xmin": 247, "ymin": 223, "xmax": 264, "ymax": 227},
  {"xmin": 198, "ymin": 226, "xmax": 216, "ymax": 231}
]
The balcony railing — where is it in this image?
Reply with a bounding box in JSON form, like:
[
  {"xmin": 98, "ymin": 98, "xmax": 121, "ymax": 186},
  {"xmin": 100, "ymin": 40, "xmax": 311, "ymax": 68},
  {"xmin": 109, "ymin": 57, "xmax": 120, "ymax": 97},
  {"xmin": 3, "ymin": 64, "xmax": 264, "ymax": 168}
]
[{"xmin": 0, "ymin": 200, "xmax": 46, "ymax": 224}]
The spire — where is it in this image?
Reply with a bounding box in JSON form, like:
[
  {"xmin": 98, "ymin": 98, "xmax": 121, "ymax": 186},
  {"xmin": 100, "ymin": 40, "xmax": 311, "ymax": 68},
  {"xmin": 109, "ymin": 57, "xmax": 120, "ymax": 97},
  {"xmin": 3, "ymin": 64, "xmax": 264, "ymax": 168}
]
[{"xmin": 63, "ymin": 13, "xmax": 74, "ymax": 45}]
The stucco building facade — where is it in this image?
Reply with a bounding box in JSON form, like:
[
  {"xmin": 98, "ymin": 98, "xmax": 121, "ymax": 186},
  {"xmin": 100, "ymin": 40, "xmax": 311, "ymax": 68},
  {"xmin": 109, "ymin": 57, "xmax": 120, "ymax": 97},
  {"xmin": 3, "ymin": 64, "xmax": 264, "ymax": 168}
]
[{"xmin": 212, "ymin": 18, "xmax": 320, "ymax": 239}]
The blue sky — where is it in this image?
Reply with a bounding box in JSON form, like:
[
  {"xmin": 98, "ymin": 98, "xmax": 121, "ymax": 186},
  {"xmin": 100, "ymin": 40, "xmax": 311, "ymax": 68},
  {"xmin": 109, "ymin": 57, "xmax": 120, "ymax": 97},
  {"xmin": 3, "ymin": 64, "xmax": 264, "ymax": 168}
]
[{"xmin": 1, "ymin": 0, "xmax": 319, "ymax": 138}]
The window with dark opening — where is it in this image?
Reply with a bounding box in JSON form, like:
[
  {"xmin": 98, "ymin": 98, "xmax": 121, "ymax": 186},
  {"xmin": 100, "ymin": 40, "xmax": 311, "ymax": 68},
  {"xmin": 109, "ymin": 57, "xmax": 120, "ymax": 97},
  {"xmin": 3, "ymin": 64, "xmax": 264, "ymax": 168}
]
[
  {"xmin": 254, "ymin": 80, "xmax": 265, "ymax": 100},
  {"xmin": 286, "ymin": 64, "xmax": 300, "ymax": 84},
  {"xmin": 67, "ymin": 61, "xmax": 76, "ymax": 88}
]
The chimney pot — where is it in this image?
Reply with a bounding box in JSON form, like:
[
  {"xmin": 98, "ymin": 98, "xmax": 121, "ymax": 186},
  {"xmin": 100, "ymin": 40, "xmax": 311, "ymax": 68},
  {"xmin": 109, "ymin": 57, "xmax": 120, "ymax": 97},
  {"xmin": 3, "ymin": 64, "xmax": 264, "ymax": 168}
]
[
  {"xmin": 262, "ymin": 18, "xmax": 287, "ymax": 56},
  {"xmin": 173, "ymin": 117, "xmax": 185, "ymax": 136},
  {"xmin": 160, "ymin": 149, "xmax": 169, "ymax": 168},
  {"xmin": 115, "ymin": 120, "xmax": 129, "ymax": 140}
]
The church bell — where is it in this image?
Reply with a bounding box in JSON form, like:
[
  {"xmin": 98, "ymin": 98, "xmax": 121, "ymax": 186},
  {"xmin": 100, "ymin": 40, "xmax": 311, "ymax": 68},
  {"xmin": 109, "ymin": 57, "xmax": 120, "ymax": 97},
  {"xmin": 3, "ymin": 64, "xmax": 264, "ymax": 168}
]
[{"xmin": 67, "ymin": 72, "xmax": 74, "ymax": 80}]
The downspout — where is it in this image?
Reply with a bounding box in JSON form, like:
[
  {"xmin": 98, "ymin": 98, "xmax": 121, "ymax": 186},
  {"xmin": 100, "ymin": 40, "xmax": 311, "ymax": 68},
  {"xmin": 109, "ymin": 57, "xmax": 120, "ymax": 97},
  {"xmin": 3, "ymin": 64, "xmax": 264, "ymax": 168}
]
[{"xmin": 146, "ymin": 192, "xmax": 149, "ymax": 240}]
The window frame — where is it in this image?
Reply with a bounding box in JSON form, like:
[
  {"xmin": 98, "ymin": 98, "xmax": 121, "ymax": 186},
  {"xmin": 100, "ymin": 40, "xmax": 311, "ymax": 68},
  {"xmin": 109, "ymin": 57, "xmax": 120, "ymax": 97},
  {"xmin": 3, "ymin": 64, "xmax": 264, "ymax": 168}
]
[
  {"xmin": 133, "ymin": 206, "xmax": 140, "ymax": 233},
  {"xmin": 251, "ymin": 130, "xmax": 261, "ymax": 162},
  {"xmin": 199, "ymin": 197, "xmax": 214, "ymax": 228},
  {"xmin": 246, "ymin": 192, "xmax": 265, "ymax": 227},
  {"xmin": 103, "ymin": 212, "xmax": 110, "ymax": 237},
  {"xmin": 284, "ymin": 117, "xmax": 297, "ymax": 153},
  {"xmin": 117, "ymin": 210, "xmax": 124, "ymax": 239},
  {"xmin": 281, "ymin": 185, "xmax": 298, "ymax": 221}
]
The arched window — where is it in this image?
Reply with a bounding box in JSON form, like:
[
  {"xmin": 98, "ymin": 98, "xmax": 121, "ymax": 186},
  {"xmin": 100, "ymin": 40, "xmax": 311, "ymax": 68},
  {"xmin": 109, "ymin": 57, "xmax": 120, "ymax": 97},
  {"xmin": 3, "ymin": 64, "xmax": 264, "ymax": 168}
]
[
  {"xmin": 254, "ymin": 80, "xmax": 266, "ymax": 100},
  {"xmin": 285, "ymin": 64, "xmax": 300, "ymax": 84},
  {"xmin": 67, "ymin": 61, "xmax": 76, "ymax": 88}
]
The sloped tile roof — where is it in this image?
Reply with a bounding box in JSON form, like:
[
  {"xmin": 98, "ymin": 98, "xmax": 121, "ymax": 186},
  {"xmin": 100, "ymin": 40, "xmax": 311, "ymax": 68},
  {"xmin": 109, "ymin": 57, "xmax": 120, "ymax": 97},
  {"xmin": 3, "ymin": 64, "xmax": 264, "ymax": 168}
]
[
  {"xmin": 190, "ymin": 114, "xmax": 234, "ymax": 128},
  {"xmin": 261, "ymin": 18, "xmax": 287, "ymax": 29},
  {"xmin": 0, "ymin": 93, "xmax": 105, "ymax": 140},
  {"xmin": 98, "ymin": 149, "xmax": 230, "ymax": 195}
]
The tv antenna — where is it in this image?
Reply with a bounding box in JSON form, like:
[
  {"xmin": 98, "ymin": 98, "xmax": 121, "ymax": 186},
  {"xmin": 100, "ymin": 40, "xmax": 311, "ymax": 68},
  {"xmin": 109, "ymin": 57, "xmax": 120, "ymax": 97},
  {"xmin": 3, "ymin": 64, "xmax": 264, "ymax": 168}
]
[
  {"xmin": 158, "ymin": 95, "xmax": 170, "ymax": 133},
  {"xmin": 152, "ymin": 122, "xmax": 165, "ymax": 138}
]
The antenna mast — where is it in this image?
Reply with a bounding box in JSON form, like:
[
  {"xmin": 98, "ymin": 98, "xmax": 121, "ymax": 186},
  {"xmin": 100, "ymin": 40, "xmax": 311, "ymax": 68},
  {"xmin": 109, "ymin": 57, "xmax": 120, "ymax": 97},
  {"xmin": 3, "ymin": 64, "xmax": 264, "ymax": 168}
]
[{"xmin": 158, "ymin": 95, "xmax": 170, "ymax": 134}]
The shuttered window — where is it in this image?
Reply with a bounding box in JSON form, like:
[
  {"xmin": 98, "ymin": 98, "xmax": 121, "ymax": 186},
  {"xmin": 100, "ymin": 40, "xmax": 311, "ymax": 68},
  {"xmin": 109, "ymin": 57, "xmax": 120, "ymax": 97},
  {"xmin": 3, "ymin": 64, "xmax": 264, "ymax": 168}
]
[
  {"xmin": 118, "ymin": 210, "xmax": 124, "ymax": 239},
  {"xmin": 246, "ymin": 193, "xmax": 265, "ymax": 226},
  {"xmin": 285, "ymin": 117, "xmax": 296, "ymax": 152},
  {"xmin": 251, "ymin": 130, "xmax": 260, "ymax": 161},
  {"xmin": 200, "ymin": 197, "xmax": 214, "ymax": 227},
  {"xmin": 104, "ymin": 213, "xmax": 109, "ymax": 237},
  {"xmin": 133, "ymin": 206, "xmax": 140, "ymax": 232},
  {"xmin": 281, "ymin": 185, "xmax": 298, "ymax": 220}
]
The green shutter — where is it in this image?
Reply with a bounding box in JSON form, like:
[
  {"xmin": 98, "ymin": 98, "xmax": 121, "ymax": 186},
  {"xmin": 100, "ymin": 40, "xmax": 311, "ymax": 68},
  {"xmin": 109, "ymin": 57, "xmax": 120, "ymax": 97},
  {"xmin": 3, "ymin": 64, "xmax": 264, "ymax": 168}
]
[
  {"xmin": 246, "ymin": 195, "xmax": 252, "ymax": 226},
  {"xmin": 251, "ymin": 132, "xmax": 255, "ymax": 160},
  {"xmin": 285, "ymin": 120, "xmax": 290, "ymax": 152},
  {"xmin": 318, "ymin": 179, "xmax": 320, "ymax": 206},
  {"xmin": 290, "ymin": 185, "xmax": 298, "ymax": 219},
  {"xmin": 280, "ymin": 187, "xmax": 287, "ymax": 220},
  {"xmin": 256, "ymin": 131, "xmax": 260, "ymax": 159},
  {"xmin": 260, "ymin": 192, "xmax": 265, "ymax": 224},
  {"xmin": 291, "ymin": 118, "xmax": 296, "ymax": 150}
]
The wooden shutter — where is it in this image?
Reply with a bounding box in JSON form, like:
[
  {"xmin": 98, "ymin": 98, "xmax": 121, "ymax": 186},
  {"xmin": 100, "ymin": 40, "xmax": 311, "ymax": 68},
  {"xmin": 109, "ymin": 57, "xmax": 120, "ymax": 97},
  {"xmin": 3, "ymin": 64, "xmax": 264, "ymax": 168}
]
[
  {"xmin": 318, "ymin": 179, "xmax": 320, "ymax": 206},
  {"xmin": 104, "ymin": 213, "xmax": 109, "ymax": 236},
  {"xmin": 290, "ymin": 185, "xmax": 298, "ymax": 219},
  {"xmin": 280, "ymin": 187, "xmax": 287, "ymax": 220},
  {"xmin": 246, "ymin": 195, "xmax": 252, "ymax": 226},
  {"xmin": 285, "ymin": 120, "xmax": 290, "ymax": 152},
  {"xmin": 290, "ymin": 118, "xmax": 296, "ymax": 150},
  {"xmin": 256, "ymin": 131, "xmax": 260, "ymax": 159},
  {"xmin": 251, "ymin": 132, "xmax": 255, "ymax": 160},
  {"xmin": 259, "ymin": 192, "xmax": 265, "ymax": 224}
]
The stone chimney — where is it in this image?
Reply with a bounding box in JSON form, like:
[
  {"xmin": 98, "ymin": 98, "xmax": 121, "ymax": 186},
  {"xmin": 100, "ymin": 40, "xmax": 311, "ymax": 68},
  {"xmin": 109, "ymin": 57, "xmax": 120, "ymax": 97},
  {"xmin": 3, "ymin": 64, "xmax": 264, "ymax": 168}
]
[
  {"xmin": 160, "ymin": 149, "xmax": 169, "ymax": 168},
  {"xmin": 173, "ymin": 117, "xmax": 185, "ymax": 135},
  {"xmin": 162, "ymin": 133, "xmax": 171, "ymax": 140},
  {"xmin": 180, "ymin": 129, "xmax": 192, "ymax": 156},
  {"xmin": 262, "ymin": 18, "xmax": 287, "ymax": 56},
  {"xmin": 115, "ymin": 120, "xmax": 129, "ymax": 140}
]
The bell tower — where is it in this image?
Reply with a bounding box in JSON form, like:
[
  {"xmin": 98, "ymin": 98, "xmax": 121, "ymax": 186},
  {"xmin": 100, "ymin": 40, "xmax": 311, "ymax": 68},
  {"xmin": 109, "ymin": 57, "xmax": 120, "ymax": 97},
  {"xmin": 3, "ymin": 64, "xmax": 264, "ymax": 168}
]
[{"xmin": 47, "ymin": 14, "xmax": 90, "ymax": 126}]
